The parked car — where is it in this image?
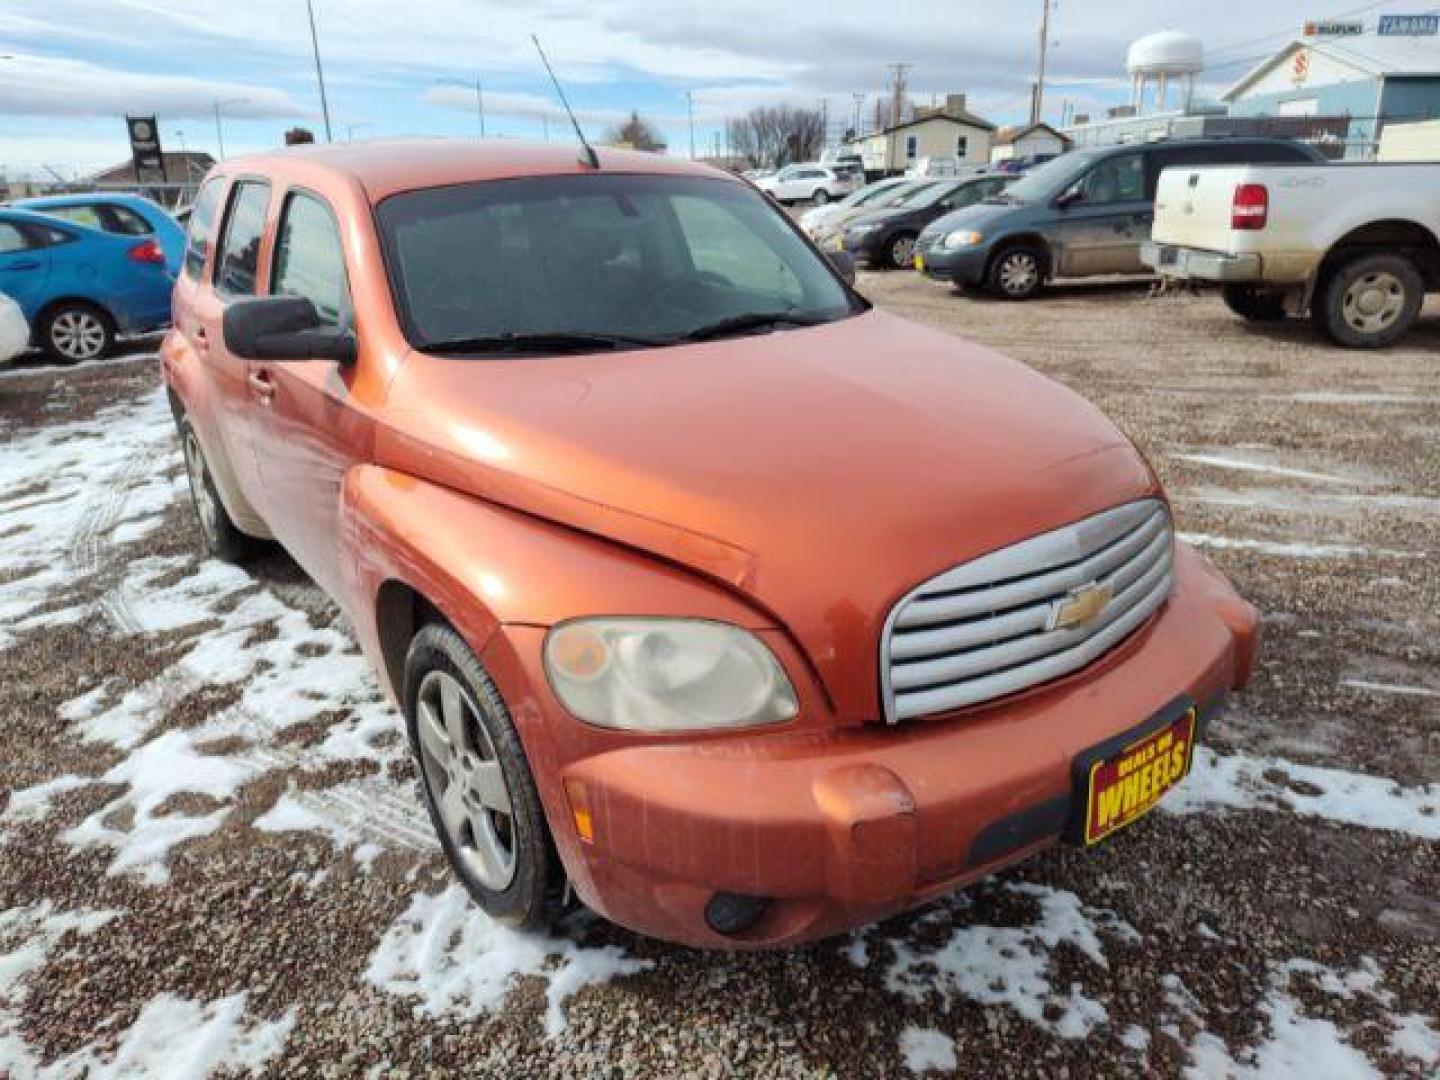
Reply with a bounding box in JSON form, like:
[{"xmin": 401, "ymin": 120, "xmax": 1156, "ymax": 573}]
[
  {"xmin": 0, "ymin": 292, "xmax": 28, "ymax": 365},
  {"xmin": 164, "ymin": 140, "xmax": 1257, "ymax": 949},
  {"xmin": 0, "ymin": 207, "xmax": 174, "ymax": 362},
  {"xmin": 1143, "ymin": 160, "xmax": 1440, "ymax": 348},
  {"xmin": 15, "ymin": 193, "xmax": 186, "ymax": 277},
  {"xmin": 829, "ymin": 173, "xmax": 1012, "ymax": 269},
  {"xmin": 807, "ymin": 180, "xmax": 937, "ymax": 247},
  {"xmin": 798, "ymin": 176, "xmax": 912, "ymax": 238},
  {"xmin": 994, "ymin": 153, "xmax": 1057, "ymax": 175},
  {"xmin": 915, "ymin": 139, "xmax": 1325, "ymax": 299},
  {"xmin": 754, "ymin": 164, "xmax": 857, "ymax": 205}
]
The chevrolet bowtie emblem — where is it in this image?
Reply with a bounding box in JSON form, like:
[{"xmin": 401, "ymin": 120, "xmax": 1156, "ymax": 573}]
[{"xmin": 1050, "ymin": 581, "xmax": 1113, "ymax": 631}]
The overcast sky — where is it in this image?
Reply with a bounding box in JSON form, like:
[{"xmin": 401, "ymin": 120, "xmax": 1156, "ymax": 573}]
[{"xmin": 0, "ymin": 0, "xmax": 1427, "ymax": 177}]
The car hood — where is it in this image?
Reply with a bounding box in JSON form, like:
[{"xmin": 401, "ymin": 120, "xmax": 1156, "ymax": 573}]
[
  {"xmin": 380, "ymin": 309, "xmax": 1157, "ymax": 718},
  {"xmin": 921, "ymin": 200, "xmax": 1025, "ymax": 239}
]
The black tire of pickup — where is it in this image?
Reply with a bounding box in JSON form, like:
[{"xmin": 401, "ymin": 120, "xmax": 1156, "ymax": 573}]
[
  {"xmin": 1312, "ymin": 253, "xmax": 1424, "ymax": 349},
  {"xmin": 1221, "ymin": 285, "xmax": 1288, "ymax": 322}
]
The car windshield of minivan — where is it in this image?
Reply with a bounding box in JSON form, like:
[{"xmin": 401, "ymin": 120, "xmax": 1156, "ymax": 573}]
[
  {"xmin": 377, "ymin": 174, "xmax": 857, "ymax": 354},
  {"xmin": 994, "ymin": 151, "xmax": 1105, "ymax": 204}
]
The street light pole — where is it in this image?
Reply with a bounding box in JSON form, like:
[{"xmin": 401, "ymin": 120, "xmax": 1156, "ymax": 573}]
[
  {"xmin": 686, "ymin": 91, "xmax": 695, "ymax": 159},
  {"xmin": 305, "ymin": 0, "xmax": 334, "ymax": 142},
  {"xmin": 474, "ymin": 78, "xmax": 485, "ymax": 138},
  {"xmin": 213, "ymin": 97, "xmax": 249, "ymax": 159}
]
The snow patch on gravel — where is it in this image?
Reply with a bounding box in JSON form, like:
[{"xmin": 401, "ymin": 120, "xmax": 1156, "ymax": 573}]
[
  {"xmin": 0, "ymin": 388, "xmax": 175, "ymax": 649},
  {"xmin": 1176, "ymin": 956, "xmax": 1433, "ymax": 1079},
  {"xmin": 1169, "ymin": 747, "xmax": 1439, "ymax": 841},
  {"xmin": 898, "ymin": 1025, "xmax": 957, "ymax": 1074},
  {"xmin": 882, "ymin": 882, "xmax": 1138, "ymax": 1040},
  {"xmin": 1171, "ymin": 452, "xmax": 1367, "ymax": 486},
  {"xmin": 365, "ymin": 884, "xmax": 650, "ymax": 1036},
  {"xmin": 1177, "ymin": 533, "xmax": 1423, "ymax": 560},
  {"xmin": 60, "ymin": 729, "xmax": 260, "ymax": 885}
]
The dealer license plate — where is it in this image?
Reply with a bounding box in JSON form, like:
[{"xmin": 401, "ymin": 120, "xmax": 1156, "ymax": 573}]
[
  {"xmin": 913, "ymin": 254, "xmax": 925, "ymax": 272},
  {"xmin": 827, "ymin": 236, "xmax": 844, "ymax": 252},
  {"xmin": 1080, "ymin": 706, "xmax": 1196, "ymax": 846}
]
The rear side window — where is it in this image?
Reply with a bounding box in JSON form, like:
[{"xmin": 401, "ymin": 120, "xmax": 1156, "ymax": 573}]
[
  {"xmin": 43, "ymin": 205, "xmax": 105, "ymax": 231},
  {"xmin": 214, "ymin": 181, "xmax": 272, "ymax": 297},
  {"xmin": 105, "ymin": 204, "xmax": 153, "ymax": 236},
  {"xmin": 184, "ymin": 180, "xmax": 224, "ymax": 281},
  {"xmin": 0, "ymin": 222, "xmax": 32, "ymax": 253},
  {"xmin": 272, "ymin": 192, "xmax": 352, "ymax": 327}
]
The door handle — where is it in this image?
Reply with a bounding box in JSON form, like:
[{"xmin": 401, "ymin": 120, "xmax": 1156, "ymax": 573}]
[
  {"xmin": 247, "ymin": 369, "xmax": 276, "ymax": 403},
  {"xmin": 4, "ymin": 259, "xmax": 40, "ymax": 271}
]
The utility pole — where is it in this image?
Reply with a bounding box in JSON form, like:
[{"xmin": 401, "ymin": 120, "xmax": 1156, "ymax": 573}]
[
  {"xmin": 305, "ymin": 0, "xmax": 334, "ymax": 142},
  {"xmin": 886, "ymin": 62, "xmax": 912, "ymax": 127},
  {"xmin": 686, "ymin": 90, "xmax": 695, "ymax": 159},
  {"xmin": 473, "ymin": 78, "xmax": 485, "ymax": 137},
  {"xmin": 1031, "ymin": 0, "xmax": 1052, "ymax": 125},
  {"xmin": 852, "ymin": 92, "xmax": 864, "ymax": 136},
  {"xmin": 213, "ymin": 97, "xmax": 248, "ymax": 159}
]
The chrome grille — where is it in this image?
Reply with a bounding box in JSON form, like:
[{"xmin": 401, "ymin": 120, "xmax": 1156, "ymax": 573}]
[{"xmin": 881, "ymin": 500, "xmax": 1174, "ymax": 722}]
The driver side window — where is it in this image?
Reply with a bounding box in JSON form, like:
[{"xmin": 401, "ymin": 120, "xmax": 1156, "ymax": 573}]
[
  {"xmin": 671, "ymin": 196, "xmax": 804, "ymax": 304},
  {"xmin": 1076, "ymin": 153, "xmax": 1144, "ymax": 206}
]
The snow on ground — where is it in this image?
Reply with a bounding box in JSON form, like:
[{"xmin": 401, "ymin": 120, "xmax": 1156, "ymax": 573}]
[
  {"xmin": 1169, "ymin": 747, "xmax": 1439, "ymax": 841},
  {"xmin": 873, "ymin": 882, "xmax": 1139, "ymax": 1041},
  {"xmin": 1170, "ymin": 452, "xmax": 1368, "ymax": 486},
  {"xmin": 0, "ymin": 388, "xmax": 176, "ymax": 648},
  {"xmin": 365, "ymin": 884, "xmax": 651, "ymax": 1037},
  {"xmin": 1177, "ymin": 532, "xmax": 1423, "ymax": 561},
  {"xmin": 1178, "ymin": 956, "xmax": 1439, "ymax": 1079},
  {"xmin": 897, "ymin": 1025, "xmax": 958, "ymax": 1074}
]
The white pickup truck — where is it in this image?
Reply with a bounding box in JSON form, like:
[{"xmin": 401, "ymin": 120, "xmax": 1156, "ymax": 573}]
[{"xmin": 1142, "ymin": 162, "xmax": 1440, "ymax": 348}]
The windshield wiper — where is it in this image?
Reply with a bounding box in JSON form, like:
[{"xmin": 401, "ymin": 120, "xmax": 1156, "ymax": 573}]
[
  {"xmin": 418, "ymin": 330, "xmax": 663, "ymax": 354},
  {"xmin": 677, "ymin": 310, "xmax": 827, "ymax": 343}
]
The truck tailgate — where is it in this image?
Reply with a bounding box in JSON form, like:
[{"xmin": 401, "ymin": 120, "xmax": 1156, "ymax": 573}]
[{"xmin": 1152, "ymin": 167, "xmax": 1246, "ymax": 252}]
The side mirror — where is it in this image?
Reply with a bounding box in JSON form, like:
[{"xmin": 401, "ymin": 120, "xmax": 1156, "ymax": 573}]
[
  {"xmin": 222, "ymin": 296, "xmax": 356, "ymax": 365},
  {"xmin": 826, "ymin": 249, "xmax": 857, "ymax": 285},
  {"xmin": 1055, "ymin": 184, "xmax": 1085, "ymax": 209}
]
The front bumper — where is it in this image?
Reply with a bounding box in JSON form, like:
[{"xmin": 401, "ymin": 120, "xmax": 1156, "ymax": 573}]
[
  {"xmin": 915, "ymin": 243, "xmax": 989, "ymax": 285},
  {"xmin": 484, "ymin": 542, "xmax": 1258, "ymax": 949},
  {"xmin": 1141, "ymin": 241, "xmax": 1261, "ymax": 282}
]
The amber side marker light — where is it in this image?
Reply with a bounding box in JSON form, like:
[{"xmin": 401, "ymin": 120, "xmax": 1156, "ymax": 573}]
[{"xmin": 564, "ymin": 777, "xmax": 595, "ymax": 843}]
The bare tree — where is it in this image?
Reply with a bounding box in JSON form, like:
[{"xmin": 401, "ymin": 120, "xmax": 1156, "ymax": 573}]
[
  {"xmin": 726, "ymin": 105, "xmax": 825, "ymax": 170},
  {"xmin": 604, "ymin": 111, "xmax": 665, "ymax": 152}
]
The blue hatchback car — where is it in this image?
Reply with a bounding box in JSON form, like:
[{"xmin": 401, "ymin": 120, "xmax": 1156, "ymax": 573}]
[
  {"xmin": 14, "ymin": 193, "xmax": 187, "ymax": 277},
  {"xmin": 0, "ymin": 206, "xmax": 175, "ymax": 363}
]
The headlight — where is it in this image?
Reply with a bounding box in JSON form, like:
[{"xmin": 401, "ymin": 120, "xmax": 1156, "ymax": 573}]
[
  {"xmin": 544, "ymin": 618, "xmax": 799, "ymax": 732},
  {"xmin": 941, "ymin": 229, "xmax": 983, "ymax": 249}
]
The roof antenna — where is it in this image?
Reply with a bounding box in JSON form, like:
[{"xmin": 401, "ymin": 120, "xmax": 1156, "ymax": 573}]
[{"xmin": 531, "ymin": 34, "xmax": 600, "ymax": 170}]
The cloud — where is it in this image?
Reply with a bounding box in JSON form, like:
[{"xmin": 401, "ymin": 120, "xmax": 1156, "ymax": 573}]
[{"xmin": 0, "ymin": 52, "xmax": 308, "ymax": 121}]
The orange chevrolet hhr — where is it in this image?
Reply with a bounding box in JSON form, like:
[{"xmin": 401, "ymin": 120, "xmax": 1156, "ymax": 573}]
[{"xmin": 162, "ymin": 140, "xmax": 1258, "ymax": 948}]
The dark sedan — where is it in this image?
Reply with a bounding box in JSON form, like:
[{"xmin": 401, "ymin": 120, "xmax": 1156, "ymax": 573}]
[{"xmin": 824, "ymin": 173, "xmax": 1011, "ymax": 270}]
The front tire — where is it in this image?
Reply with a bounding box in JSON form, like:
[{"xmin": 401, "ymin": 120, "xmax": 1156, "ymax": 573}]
[
  {"xmin": 987, "ymin": 245, "xmax": 1044, "ymax": 300},
  {"xmin": 177, "ymin": 416, "xmax": 257, "ymax": 563},
  {"xmin": 811, "ymin": 188, "xmax": 830, "ymax": 206},
  {"xmin": 40, "ymin": 301, "xmax": 113, "ymax": 364},
  {"xmin": 886, "ymin": 233, "xmax": 918, "ymax": 270},
  {"xmin": 1221, "ymin": 284, "xmax": 1289, "ymax": 322},
  {"xmin": 404, "ymin": 623, "xmax": 565, "ymax": 930},
  {"xmin": 1312, "ymin": 253, "xmax": 1423, "ymax": 349}
]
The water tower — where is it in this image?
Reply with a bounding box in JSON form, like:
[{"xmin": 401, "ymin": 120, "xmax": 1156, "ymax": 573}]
[{"xmin": 1126, "ymin": 31, "xmax": 1203, "ymax": 115}]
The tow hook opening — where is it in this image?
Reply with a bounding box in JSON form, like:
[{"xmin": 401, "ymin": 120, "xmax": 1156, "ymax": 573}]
[{"xmin": 704, "ymin": 892, "xmax": 771, "ymax": 936}]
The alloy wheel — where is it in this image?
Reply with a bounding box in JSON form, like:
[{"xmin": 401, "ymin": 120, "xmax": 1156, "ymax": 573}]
[
  {"xmin": 1341, "ymin": 272, "xmax": 1405, "ymax": 336},
  {"xmin": 182, "ymin": 429, "xmax": 221, "ymax": 547},
  {"xmin": 999, "ymin": 252, "xmax": 1039, "ymax": 295},
  {"xmin": 415, "ymin": 669, "xmax": 518, "ymax": 891},
  {"xmin": 50, "ymin": 309, "xmax": 106, "ymax": 361},
  {"xmin": 890, "ymin": 236, "xmax": 916, "ymax": 268}
]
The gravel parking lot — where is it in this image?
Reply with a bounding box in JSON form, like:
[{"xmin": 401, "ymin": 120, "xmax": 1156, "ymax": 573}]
[{"xmin": 1, "ymin": 280, "xmax": 1436, "ymax": 1078}]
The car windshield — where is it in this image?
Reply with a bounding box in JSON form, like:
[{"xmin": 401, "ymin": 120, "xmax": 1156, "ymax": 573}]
[
  {"xmin": 900, "ymin": 182, "xmax": 963, "ymax": 209},
  {"xmin": 377, "ymin": 173, "xmax": 858, "ymax": 352},
  {"xmin": 839, "ymin": 182, "xmax": 900, "ymax": 208},
  {"xmin": 889, "ymin": 181, "xmax": 940, "ymax": 206},
  {"xmin": 998, "ymin": 151, "xmax": 1105, "ymax": 203}
]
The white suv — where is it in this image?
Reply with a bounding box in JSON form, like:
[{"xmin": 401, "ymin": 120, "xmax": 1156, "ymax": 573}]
[{"xmin": 755, "ymin": 165, "xmax": 856, "ymax": 206}]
